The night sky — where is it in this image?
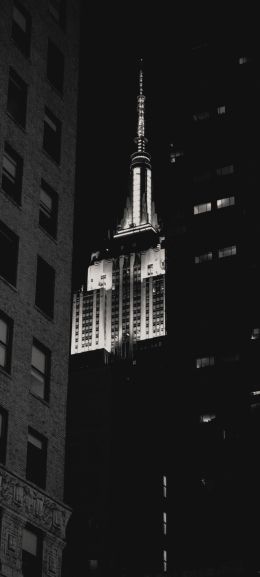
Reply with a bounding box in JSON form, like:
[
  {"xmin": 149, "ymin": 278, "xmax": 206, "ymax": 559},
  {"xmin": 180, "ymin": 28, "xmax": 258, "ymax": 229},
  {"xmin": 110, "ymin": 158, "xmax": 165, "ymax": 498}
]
[{"xmin": 72, "ymin": 5, "xmax": 251, "ymax": 289}]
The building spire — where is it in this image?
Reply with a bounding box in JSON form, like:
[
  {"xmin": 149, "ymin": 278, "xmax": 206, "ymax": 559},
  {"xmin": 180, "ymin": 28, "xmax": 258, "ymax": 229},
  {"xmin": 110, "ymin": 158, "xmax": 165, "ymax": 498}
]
[{"xmin": 136, "ymin": 58, "xmax": 147, "ymax": 153}]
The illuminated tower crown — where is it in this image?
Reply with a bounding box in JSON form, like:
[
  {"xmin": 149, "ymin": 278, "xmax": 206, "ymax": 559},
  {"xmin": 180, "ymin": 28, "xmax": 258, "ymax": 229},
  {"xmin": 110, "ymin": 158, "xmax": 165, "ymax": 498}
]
[{"xmin": 114, "ymin": 61, "xmax": 159, "ymax": 238}]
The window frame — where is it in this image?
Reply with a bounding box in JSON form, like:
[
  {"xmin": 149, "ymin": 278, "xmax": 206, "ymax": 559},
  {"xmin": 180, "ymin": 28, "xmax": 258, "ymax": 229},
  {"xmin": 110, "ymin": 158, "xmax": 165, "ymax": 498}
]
[
  {"xmin": 43, "ymin": 106, "xmax": 62, "ymax": 164},
  {"xmin": 26, "ymin": 427, "xmax": 47, "ymax": 489},
  {"xmin": 1, "ymin": 142, "xmax": 23, "ymax": 204},
  {"xmin": 39, "ymin": 179, "xmax": 58, "ymax": 238},
  {"xmin": 35, "ymin": 255, "xmax": 55, "ymax": 319},
  {"xmin": 12, "ymin": 0, "xmax": 32, "ymax": 58},
  {"xmin": 22, "ymin": 524, "xmax": 43, "ymax": 577},
  {"xmin": 47, "ymin": 38, "xmax": 64, "ymax": 94},
  {"xmin": 7, "ymin": 67, "xmax": 28, "ymax": 128},
  {"xmin": 31, "ymin": 338, "xmax": 50, "ymax": 402},
  {"xmin": 0, "ymin": 310, "xmax": 13, "ymax": 374},
  {"xmin": 0, "ymin": 220, "xmax": 19, "ymax": 286}
]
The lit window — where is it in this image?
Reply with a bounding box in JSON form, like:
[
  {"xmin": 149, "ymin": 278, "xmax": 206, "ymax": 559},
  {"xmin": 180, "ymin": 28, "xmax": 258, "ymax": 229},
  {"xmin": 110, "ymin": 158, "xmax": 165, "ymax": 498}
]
[
  {"xmin": 193, "ymin": 202, "xmax": 211, "ymax": 215},
  {"xmin": 2, "ymin": 142, "xmax": 23, "ymax": 203},
  {"xmin": 35, "ymin": 256, "xmax": 55, "ymax": 318},
  {"xmin": 170, "ymin": 150, "xmax": 184, "ymax": 163},
  {"xmin": 163, "ymin": 550, "xmax": 167, "ymax": 573},
  {"xmin": 26, "ymin": 428, "xmax": 47, "ymax": 489},
  {"xmin": 194, "ymin": 252, "xmax": 213, "ymax": 264},
  {"xmin": 200, "ymin": 414, "xmax": 216, "ymax": 423},
  {"xmin": 0, "ymin": 310, "xmax": 13, "ymax": 373},
  {"xmin": 196, "ymin": 356, "xmax": 215, "ymax": 369},
  {"xmin": 218, "ymin": 245, "xmax": 236, "ymax": 259},
  {"xmin": 163, "ymin": 512, "xmax": 167, "ymax": 535},
  {"xmin": 0, "ymin": 220, "xmax": 19, "ymax": 286},
  {"xmin": 216, "ymin": 165, "xmax": 234, "ymax": 176},
  {"xmin": 251, "ymin": 327, "xmax": 260, "ymax": 340},
  {"xmin": 12, "ymin": 1, "xmax": 31, "ymax": 57},
  {"xmin": 193, "ymin": 111, "xmax": 210, "ymax": 121},
  {"xmin": 0, "ymin": 406, "xmax": 8, "ymax": 464},
  {"xmin": 43, "ymin": 107, "xmax": 61, "ymax": 164},
  {"xmin": 31, "ymin": 340, "xmax": 50, "ymax": 401},
  {"xmin": 217, "ymin": 196, "xmax": 235, "ymax": 209},
  {"xmin": 22, "ymin": 526, "xmax": 42, "ymax": 577},
  {"xmin": 47, "ymin": 39, "xmax": 64, "ymax": 94},
  {"xmin": 238, "ymin": 56, "xmax": 249, "ymax": 65},
  {"xmin": 39, "ymin": 179, "xmax": 58, "ymax": 238},
  {"xmin": 7, "ymin": 68, "xmax": 27, "ymax": 127},
  {"xmin": 217, "ymin": 105, "xmax": 226, "ymax": 115}
]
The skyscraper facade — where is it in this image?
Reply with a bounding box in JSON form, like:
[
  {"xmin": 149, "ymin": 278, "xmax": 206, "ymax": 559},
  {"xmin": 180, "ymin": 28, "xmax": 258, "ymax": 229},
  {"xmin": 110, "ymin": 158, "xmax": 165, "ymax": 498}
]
[
  {"xmin": 71, "ymin": 68, "xmax": 166, "ymax": 358},
  {"xmin": 0, "ymin": 1, "xmax": 79, "ymax": 575}
]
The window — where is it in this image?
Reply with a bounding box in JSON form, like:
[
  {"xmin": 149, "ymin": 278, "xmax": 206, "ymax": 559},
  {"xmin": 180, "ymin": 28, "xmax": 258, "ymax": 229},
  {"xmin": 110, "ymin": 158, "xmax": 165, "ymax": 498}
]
[
  {"xmin": 35, "ymin": 256, "xmax": 55, "ymax": 318},
  {"xmin": 31, "ymin": 340, "xmax": 50, "ymax": 400},
  {"xmin": 193, "ymin": 202, "xmax": 211, "ymax": 215},
  {"xmin": 238, "ymin": 56, "xmax": 249, "ymax": 65},
  {"xmin": 2, "ymin": 142, "xmax": 23, "ymax": 203},
  {"xmin": 217, "ymin": 196, "xmax": 235, "ymax": 209},
  {"xmin": 43, "ymin": 107, "xmax": 61, "ymax": 163},
  {"xmin": 217, "ymin": 105, "xmax": 226, "ymax": 115},
  {"xmin": 163, "ymin": 512, "xmax": 167, "ymax": 535},
  {"xmin": 251, "ymin": 328, "xmax": 260, "ymax": 340},
  {"xmin": 22, "ymin": 526, "xmax": 42, "ymax": 577},
  {"xmin": 0, "ymin": 406, "xmax": 8, "ymax": 464},
  {"xmin": 39, "ymin": 179, "xmax": 58, "ymax": 237},
  {"xmin": 218, "ymin": 245, "xmax": 237, "ymax": 259},
  {"xmin": 7, "ymin": 68, "xmax": 27, "ymax": 127},
  {"xmin": 163, "ymin": 550, "xmax": 167, "ymax": 573},
  {"xmin": 200, "ymin": 414, "xmax": 216, "ymax": 423},
  {"xmin": 193, "ymin": 111, "xmax": 210, "ymax": 121},
  {"xmin": 12, "ymin": 1, "xmax": 31, "ymax": 57},
  {"xmin": 194, "ymin": 252, "xmax": 213, "ymax": 264},
  {"xmin": 196, "ymin": 356, "xmax": 215, "ymax": 369},
  {"xmin": 26, "ymin": 428, "xmax": 47, "ymax": 488},
  {"xmin": 47, "ymin": 39, "xmax": 64, "ymax": 94},
  {"xmin": 49, "ymin": 0, "xmax": 66, "ymax": 27},
  {"xmin": 0, "ymin": 310, "xmax": 13, "ymax": 373},
  {"xmin": 216, "ymin": 165, "xmax": 234, "ymax": 176},
  {"xmin": 0, "ymin": 220, "xmax": 19, "ymax": 286}
]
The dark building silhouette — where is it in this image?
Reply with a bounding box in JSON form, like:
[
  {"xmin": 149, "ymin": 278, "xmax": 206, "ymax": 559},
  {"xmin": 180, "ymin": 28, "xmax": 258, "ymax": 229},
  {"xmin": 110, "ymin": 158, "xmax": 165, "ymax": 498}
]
[
  {"xmin": 0, "ymin": 1, "xmax": 80, "ymax": 575},
  {"xmin": 65, "ymin": 28, "xmax": 260, "ymax": 577}
]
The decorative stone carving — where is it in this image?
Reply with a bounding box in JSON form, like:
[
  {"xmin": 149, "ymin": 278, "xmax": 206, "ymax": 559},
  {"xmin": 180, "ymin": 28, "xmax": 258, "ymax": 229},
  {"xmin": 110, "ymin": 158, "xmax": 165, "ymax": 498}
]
[{"xmin": 0, "ymin": 467, "xmax": 71, "ymax": 541}]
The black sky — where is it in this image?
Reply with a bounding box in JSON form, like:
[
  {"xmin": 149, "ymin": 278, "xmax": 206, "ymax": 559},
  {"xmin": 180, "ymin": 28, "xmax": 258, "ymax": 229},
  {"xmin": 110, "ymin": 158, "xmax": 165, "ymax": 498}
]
[{"xmin": 72, "ymin": 5, "xmax": 254, "ymax": 288}]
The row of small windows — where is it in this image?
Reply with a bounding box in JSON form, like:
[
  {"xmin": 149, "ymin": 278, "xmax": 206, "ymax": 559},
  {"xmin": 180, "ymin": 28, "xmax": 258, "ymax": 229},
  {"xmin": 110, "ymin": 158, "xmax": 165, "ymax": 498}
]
[
  {"xmin": 1, "ymin": 144, "xmax": 58, "ymax": 237},
  {"xmin": 193, "ymin": 196, "xmax": 235, "ymax": 215},
  {"xmin": 7, "ymin": 67, "xmax": 62, "ymax": 163},
  {"xmin": 196, "ymin": 353, "xmax": 240, "ymax": 369},
  {"xmin": 0, "ymin": 220, "xmax": 55, "ymax": 318},
  {"xmin": 193, "ymin": 164, "xmax": 234, "ymax": 183},
  {"xmin": 195, "ymin": 245, "xmax": 237, "ymax": 263},
  {"xmin": 193, "ymin": 104, "xmax": 226, "ymax": 122}
]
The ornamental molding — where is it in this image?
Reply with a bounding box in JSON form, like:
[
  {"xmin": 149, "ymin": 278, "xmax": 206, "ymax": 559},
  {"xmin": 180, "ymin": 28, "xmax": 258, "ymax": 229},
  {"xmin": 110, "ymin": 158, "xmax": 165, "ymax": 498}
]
[{"xmin": 0, "ymin": 466, "xmax": 71, "ymax": 541}]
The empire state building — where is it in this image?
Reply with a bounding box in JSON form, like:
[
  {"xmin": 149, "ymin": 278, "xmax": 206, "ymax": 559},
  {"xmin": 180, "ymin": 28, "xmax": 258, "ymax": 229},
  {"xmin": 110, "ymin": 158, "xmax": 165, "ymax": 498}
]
[{"xmin": 71, "ymin": 66, "xmax": 166, "ymax": 357}]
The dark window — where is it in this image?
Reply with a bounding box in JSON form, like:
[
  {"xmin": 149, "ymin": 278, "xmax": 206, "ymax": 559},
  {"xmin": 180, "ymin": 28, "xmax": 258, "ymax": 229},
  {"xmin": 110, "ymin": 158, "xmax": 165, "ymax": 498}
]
[
  {"xmin": 7, "ymin": 68, "xmax": 27, "ymax": 127},
  {"xmin": 39, "ymin": 179, "xmax": 58, "ymax": 238},
  {"xmin": 43, "ymin": 107, "xmax": 61, "ymax": 163},
  {"xmin": 47, "ymin": 39, "xmax": 64, "ymax": 94},
  {"xmin": 49, "ymin": 0, "xmax": 66, "ymax": 27},
  {"xmin": 1, "ymin": 142, "xmax": 23, "ymax": 204},
  {"xmin": 35, "ymin": 256, "xmax": 55, "ymax": 318},
  {"xmin": 26, "ymin": 428, "xmax": 47, "ymax": 489},
  {"xmin": 0, "ymin": 310, "xmax": 13, "ymax": 373},
  {"xmin": 22, "ymin": 526, "xmax": 42, "ymax": 577},
  {"xmin": 31, "ymin": 339, "xmax": 50, "ymax": 401},
  {"xmin": 0, "ymin": 220, "xmax": 19, "ymax": 286},
  {"xmin": 0, "ymin": 406, "xmax": 8, "ymax": 464},
  {"xmin": 12, "ymin": 1, "xmax": 31, "ymax": 57}
]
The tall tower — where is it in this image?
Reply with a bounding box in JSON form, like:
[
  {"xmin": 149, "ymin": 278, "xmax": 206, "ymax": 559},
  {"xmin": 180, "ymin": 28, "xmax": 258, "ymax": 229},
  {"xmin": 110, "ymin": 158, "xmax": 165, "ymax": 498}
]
[{"xmin": 71, "ymin": 63, "xmax": 166, "ymax": 358}]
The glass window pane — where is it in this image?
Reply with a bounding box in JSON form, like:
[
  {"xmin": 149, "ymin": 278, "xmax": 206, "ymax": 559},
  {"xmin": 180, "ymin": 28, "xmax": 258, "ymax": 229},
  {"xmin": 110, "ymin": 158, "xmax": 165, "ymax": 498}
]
[
  {"xmin": 31, "ymin": 345, "xmax": 45, "ymax": 373},
  {"xmin": 13, "ymin": 6, "xmax": 27, "ymax": 31},
  {"xmin": 0, "ymin": 319, "xmax": 8, "ymax": 343},
  {"xmin": 0, "ymin": 344, "xmax": 6, "ymax": 367},
  {"xmin": 3, "ymin": 154, "xmax": 17, "ymax": 180},
  {"xmin": 22, "ymin": 529, "xmax": 37, "ymax": 556},
  {"xmin": 28, "ymin": 433, "xmax": 42, "ymax": 450}
]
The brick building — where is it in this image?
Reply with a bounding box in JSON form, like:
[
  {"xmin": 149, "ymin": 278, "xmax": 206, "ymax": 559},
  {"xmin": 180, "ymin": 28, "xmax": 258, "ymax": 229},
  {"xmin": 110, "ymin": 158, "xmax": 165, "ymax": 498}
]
[{"xmin": 0, "ymin": 1, "xmax": 79, "ymax": 576}]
